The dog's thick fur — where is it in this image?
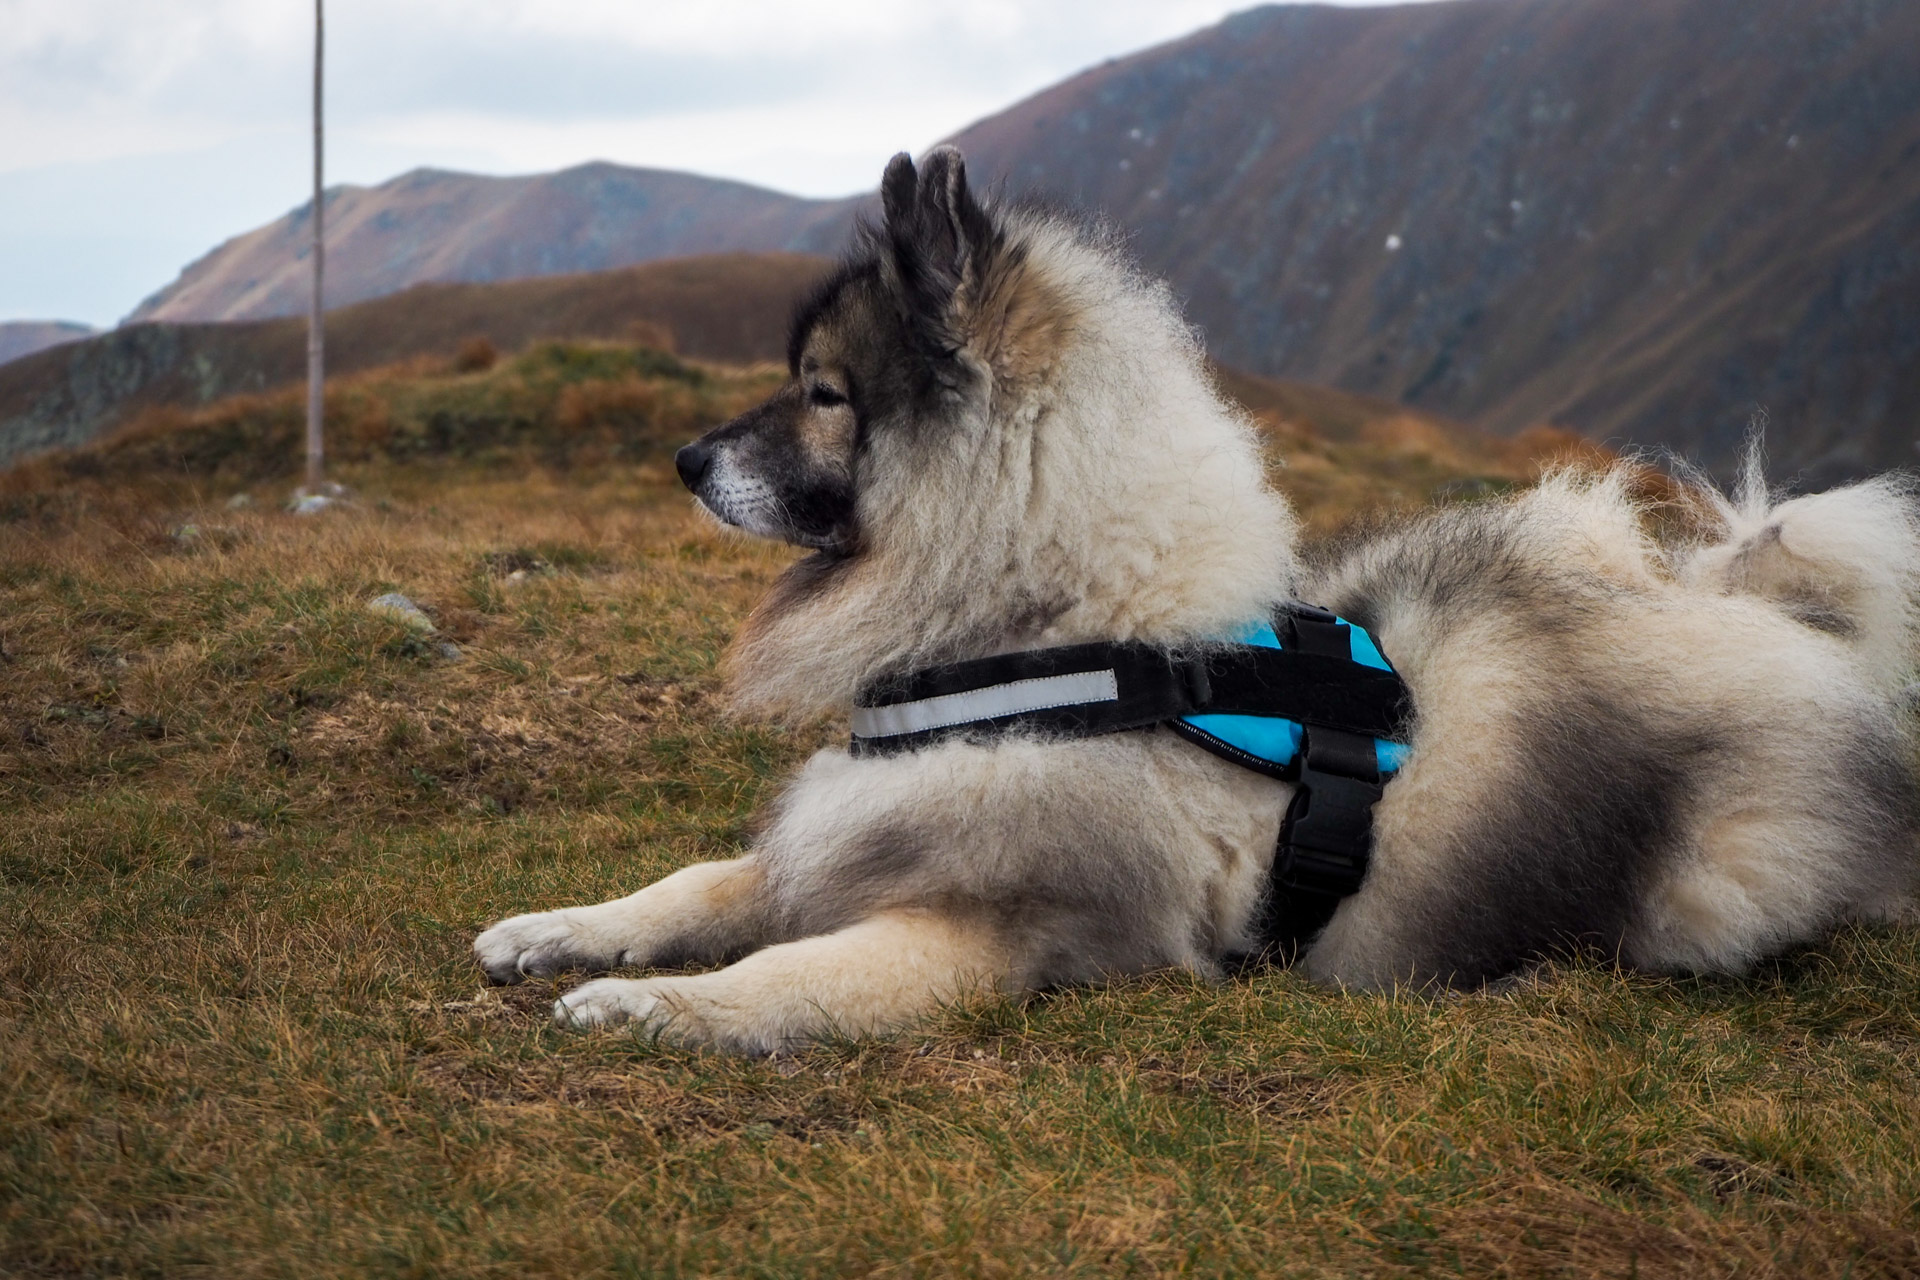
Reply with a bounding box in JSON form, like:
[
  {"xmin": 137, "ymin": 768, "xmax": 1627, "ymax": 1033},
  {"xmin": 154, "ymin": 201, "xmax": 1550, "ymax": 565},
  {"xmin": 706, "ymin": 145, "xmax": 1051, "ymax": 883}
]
[{"xmin": 474, "ymin": 148, "xmax": 1920, "ymax": 1053}]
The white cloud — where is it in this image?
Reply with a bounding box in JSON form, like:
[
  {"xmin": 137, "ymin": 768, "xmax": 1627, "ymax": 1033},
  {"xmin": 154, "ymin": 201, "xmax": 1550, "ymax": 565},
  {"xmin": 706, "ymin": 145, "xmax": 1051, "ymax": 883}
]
[
  {"xmin": 0, "ymin": 0, "xmax": 1459, "ymax": 324},
  {"xmin": 2, "ymin": 0, "xmax": 1267, "ymax": 179}
]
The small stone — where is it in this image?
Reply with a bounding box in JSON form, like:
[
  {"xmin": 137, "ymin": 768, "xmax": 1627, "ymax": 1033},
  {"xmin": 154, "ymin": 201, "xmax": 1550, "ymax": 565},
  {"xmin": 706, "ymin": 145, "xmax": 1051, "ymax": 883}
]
[
  {"xmin": 225, "ymin": 493, "xmax": 254, "ymax": 510},
  {"xmin": 289, "ymin": 481, "xmax": 353, "ymax": 515},
  {"xmin": 368, "ymin": 593, "xmax": 437, "ymax": 632}
]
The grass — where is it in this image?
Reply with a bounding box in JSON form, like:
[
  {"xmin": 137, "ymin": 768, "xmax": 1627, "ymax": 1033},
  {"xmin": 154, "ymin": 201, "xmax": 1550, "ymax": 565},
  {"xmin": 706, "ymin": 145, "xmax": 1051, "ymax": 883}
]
[{"xmin": 2, "ymin": 346, "xmax": 1916, "ymax": 1276}]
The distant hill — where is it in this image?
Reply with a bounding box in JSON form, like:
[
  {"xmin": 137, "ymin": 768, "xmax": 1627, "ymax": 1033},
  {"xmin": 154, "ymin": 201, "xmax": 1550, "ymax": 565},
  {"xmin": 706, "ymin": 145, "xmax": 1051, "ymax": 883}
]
[
  {"xmin": 127, "ymin": 165, "xmax": 855, "ymax": 325},
  {"xmin": 946, "ymin": 0, "xmax": 1920, "ymax": 480},
  {"xmin": 0, "ymin": 253, "xmax": 830, "ymax": 465},
  {"xmin": 0, "ymin": 322, "xmax": 96, "ymax": 369}
]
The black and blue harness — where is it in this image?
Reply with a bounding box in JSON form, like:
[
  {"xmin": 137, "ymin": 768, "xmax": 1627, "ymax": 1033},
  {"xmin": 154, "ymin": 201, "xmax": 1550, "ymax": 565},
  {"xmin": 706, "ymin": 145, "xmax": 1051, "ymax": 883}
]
[{"xmin": 849, "ymin": 603, "xmax": 1415, "ymax": 960}]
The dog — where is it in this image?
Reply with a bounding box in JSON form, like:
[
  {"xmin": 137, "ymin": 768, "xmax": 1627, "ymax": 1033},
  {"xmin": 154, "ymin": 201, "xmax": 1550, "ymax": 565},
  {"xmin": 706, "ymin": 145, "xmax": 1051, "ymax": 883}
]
[{"xmin": 474, "ymin": 147, "xmax": 1920, "ymax": 1053}]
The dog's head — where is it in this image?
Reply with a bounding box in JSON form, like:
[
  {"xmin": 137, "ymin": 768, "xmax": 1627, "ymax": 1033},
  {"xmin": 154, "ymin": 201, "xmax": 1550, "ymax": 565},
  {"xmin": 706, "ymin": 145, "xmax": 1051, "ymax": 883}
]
[
  {"xmin": 690, "ymin": 149, "xmax": 1297, "ymax": 709},
  {"xmin": 676, "ymin": 146, "xmax": 1035, "ymax": 555}
]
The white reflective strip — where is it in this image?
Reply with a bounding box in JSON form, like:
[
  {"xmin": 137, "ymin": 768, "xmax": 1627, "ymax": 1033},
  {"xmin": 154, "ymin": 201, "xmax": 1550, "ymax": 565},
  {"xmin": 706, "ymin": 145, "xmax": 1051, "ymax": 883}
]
[{"xmin": 851, "ymin": 669, "xmax": 1120, "ymax": 740}]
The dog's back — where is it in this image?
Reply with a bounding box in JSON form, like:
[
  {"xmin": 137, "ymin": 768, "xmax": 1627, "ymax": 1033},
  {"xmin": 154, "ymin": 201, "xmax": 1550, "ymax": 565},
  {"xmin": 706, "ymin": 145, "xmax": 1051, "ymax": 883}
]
[{"xmin": 1303, "ymin": 468, "xmax": 1920, "ymax": 988}]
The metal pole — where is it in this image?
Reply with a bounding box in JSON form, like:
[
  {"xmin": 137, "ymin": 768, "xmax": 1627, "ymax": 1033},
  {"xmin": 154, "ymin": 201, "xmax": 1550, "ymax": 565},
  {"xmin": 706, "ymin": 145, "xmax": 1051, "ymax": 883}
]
[{"xmin": 305, "ymin": 0, "xmax": 325, "ymax": 491}]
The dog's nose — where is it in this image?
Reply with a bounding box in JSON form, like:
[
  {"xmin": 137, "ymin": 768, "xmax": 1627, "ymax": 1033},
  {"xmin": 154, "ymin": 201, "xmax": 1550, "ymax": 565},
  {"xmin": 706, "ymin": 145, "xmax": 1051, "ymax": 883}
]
[{"xmin": 675, "ymin": 440, "xmax": 713, "ymax": 491}]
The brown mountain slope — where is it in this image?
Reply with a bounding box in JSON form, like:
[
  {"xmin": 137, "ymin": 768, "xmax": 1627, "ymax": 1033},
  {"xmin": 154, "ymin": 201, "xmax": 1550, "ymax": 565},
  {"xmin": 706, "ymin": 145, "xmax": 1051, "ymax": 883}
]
[
  {"xmin": 0, "ymin": 254, "xmax": 831, "ymax": 465},
  {"xmin": 946, "ymin": 0, "xmax": 1920, "ymax": 480},
  {"xmin": 127, "ymin": 165, "xmax": 854, "ymax": 325}
]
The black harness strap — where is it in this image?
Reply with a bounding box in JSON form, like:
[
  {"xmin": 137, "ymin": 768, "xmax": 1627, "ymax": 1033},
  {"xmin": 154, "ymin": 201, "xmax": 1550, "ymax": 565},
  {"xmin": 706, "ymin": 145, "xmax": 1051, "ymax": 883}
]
[
  {"xmin": 852, "ymin": 640, "xmax": 1410, "ymax": 758},
  {"xmin": 1255, "ymin": 605, "xmax": 1394, "ymax": 961}
]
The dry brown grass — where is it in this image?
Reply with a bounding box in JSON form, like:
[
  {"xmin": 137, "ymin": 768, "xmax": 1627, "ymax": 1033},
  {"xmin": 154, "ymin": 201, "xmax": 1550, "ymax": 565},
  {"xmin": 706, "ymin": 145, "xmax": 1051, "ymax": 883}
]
[{"xmin": 3, "ymin": 353, "xmax": 1916, "ymax": 1277}]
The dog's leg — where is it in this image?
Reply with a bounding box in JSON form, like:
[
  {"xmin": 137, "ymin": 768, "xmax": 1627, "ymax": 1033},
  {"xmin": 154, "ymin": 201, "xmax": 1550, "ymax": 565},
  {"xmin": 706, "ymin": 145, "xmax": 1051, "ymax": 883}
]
[
  {"xmin": 474, "ymin": 855, "xmax": 773, "ymax": 984},
  {"xmin": 552, "ymin": 908, "xmax": 1011, "ymax": 1054}
]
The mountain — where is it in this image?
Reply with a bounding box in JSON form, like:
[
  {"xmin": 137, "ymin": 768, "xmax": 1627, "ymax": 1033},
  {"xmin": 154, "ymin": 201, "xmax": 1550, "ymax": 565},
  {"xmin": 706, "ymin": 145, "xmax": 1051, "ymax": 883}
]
[
  {"xmin": 127, "ymin": 165, "xmax": 855, "ymax": 325},
  {"xmin": 944, "ymin": 0, "xmax": 1920, "ymax": 480},
  {"xmin": 0, "ymin": 253, "xmax": 830, "ymax": 466},
  {"xmin": 106, "ymin": 0, "xmax": 1920, "ymax": 479},
  {"xmin": 0, "ymin": 322, "xmax": 97, "ymax": 369}
]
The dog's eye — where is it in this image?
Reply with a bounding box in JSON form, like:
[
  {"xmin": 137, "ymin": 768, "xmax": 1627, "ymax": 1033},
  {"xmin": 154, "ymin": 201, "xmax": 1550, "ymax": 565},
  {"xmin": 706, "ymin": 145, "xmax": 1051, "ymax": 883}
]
[{"xmin": 809, "ymin": 384, "xmax": 848, "ymax": 409}]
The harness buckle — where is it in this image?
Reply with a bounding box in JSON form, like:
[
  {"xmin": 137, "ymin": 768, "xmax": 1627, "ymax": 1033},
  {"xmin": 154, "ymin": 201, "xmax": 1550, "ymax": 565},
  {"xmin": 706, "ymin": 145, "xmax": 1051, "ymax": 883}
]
[{"xmin": 1274, "ymin": 727, "xmax": 1383, "ymax": 900}]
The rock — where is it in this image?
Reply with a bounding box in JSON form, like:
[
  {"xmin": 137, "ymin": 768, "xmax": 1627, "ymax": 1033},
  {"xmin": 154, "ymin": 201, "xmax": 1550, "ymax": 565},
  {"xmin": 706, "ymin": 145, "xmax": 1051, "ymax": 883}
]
[
  {"xmin": 225, "ymin": 493, "xmax": 254, "ymax": 510},
  {"xmin": 367, "ymin": 593, "xmax": 437, "ymax": 632},
  {"xmin": 289, "ymin": 480, "xmax": 353, "ymax": 516},
  {"xmin": 368, "ymin": 593, "xmax": 462, "ymax": 659}
]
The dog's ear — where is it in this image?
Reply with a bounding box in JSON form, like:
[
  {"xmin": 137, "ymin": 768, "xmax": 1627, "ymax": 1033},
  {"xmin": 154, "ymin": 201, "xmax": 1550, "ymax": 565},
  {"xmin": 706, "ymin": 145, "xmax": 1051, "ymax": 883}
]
[{"xmin": 880, "ymin": 147, "xmax": 996, "ymax": 359}]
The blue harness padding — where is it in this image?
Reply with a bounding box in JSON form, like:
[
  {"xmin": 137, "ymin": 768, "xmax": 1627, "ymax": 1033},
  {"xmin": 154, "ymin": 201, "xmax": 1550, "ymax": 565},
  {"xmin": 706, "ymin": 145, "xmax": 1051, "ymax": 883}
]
[{"xmin": 1179, "ymin": 618, "xmax": 1412, "ymax": 778}]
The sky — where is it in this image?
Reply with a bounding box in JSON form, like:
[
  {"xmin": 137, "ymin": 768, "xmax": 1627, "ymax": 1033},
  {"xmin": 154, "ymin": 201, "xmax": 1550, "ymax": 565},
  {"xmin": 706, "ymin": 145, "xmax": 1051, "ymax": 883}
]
[{"xmin": 0, "ymin": 0, "xmax": 1454, "ymax": 328}]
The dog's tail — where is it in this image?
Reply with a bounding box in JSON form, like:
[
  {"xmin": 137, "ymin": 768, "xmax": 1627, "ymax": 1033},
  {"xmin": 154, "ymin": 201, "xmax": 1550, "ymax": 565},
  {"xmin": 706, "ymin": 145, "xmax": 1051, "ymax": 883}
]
[{"xmin": 1679, "ymin": 442, "xmax": 1920, "ymax": 698}]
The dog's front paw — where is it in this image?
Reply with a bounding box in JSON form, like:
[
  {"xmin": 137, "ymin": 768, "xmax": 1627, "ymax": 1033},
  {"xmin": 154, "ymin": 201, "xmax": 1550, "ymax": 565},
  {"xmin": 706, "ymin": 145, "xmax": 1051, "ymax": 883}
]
[
  {"xmin": 553, "ymin": 977, "xmax": 670, "ymax": 1031},
  {"xmin": 473, "ymin": 910, "xmax": 617, "ymax": 984}
]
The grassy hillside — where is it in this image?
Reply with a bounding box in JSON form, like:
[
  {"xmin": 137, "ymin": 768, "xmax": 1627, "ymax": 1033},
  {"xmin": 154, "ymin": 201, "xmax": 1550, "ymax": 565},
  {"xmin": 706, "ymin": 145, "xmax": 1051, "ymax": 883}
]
[
  {"xmin": 5, "ymin": 336, "xmax": 1595, "ymax": 528},
  {"xmin": 0, "ymin": 253, "xmax": 829, "ymax": 467},
  {"xmin": 3, "ymin": 350, "xmax": 1913, "ymax": 1277},
  {"xmin": 6, "ymin": 344, "xmax": 782, "ymax": 500}
]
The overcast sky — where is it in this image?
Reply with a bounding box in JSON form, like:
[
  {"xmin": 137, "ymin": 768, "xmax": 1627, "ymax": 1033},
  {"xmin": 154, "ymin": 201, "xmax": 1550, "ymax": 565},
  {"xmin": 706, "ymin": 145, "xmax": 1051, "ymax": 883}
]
[{"xmin": 0, "ymin": 0, "xmax": 1454, "ymax": 328}]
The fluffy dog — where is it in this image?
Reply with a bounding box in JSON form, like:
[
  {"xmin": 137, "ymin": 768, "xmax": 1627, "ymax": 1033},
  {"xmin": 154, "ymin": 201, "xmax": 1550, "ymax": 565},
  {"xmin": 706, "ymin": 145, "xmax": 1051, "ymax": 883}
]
[{"xmin": 474, "ymin": 147, "xmax": 1920, "ymax": 1053}]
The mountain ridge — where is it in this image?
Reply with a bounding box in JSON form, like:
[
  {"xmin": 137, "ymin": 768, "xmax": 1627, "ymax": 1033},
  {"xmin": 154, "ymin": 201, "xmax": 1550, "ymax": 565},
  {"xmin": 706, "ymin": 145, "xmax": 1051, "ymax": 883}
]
[
  {"xmin": 941, "ymin": 0, "xmax": 1920, "ymax": 481},
  {"xmin": 127, "ymin": 164, "xmax": 856, "ymax": 326}
]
